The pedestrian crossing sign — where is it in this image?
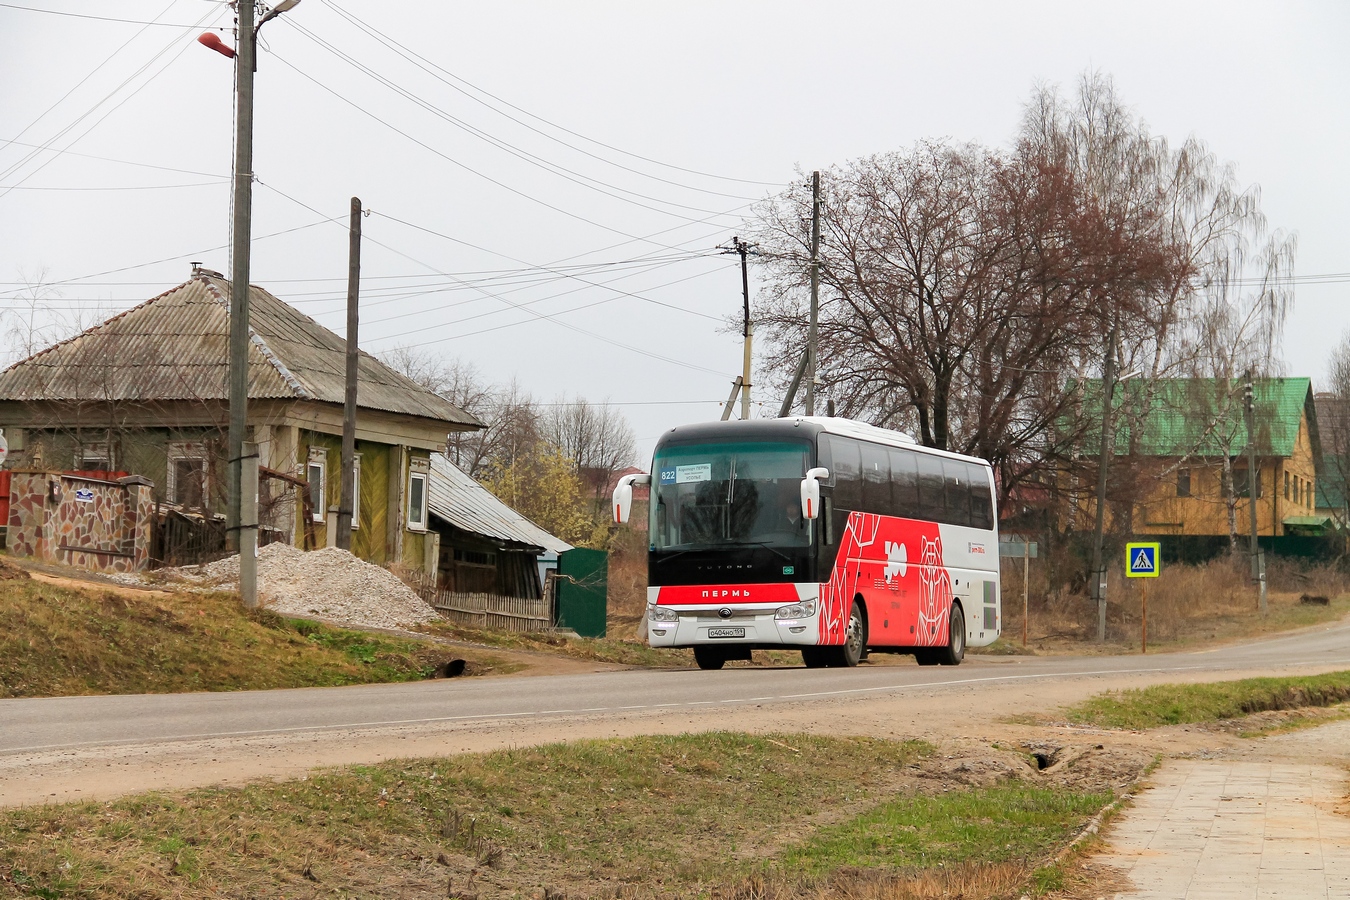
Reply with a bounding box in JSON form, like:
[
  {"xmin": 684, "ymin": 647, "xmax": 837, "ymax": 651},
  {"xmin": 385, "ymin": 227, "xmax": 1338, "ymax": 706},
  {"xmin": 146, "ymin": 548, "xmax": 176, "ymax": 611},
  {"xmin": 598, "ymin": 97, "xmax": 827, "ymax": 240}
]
[{"xmin": 1125, "ymin": 542, "xmax": 1161, "ymax": 578}]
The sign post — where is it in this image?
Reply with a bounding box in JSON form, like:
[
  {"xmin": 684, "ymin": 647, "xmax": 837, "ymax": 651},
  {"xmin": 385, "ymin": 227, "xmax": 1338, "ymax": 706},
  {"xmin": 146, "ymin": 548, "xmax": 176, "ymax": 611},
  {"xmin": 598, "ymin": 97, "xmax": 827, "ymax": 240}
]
[
  {"xmin": 999, "ymin": 539, "xmax": 1038, "ymax": 647},
  {"xmin": 1125, "ymin": 542, "xmax": 1161, "ymax": 653}
]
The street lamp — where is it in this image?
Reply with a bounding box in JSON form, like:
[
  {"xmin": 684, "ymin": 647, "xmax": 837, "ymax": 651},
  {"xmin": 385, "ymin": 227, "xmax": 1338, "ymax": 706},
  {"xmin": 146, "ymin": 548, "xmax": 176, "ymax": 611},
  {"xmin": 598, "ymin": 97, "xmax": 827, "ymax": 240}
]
[{"xmin": 199, "ymin": 1, "xmax": 301, "ymax": 608}]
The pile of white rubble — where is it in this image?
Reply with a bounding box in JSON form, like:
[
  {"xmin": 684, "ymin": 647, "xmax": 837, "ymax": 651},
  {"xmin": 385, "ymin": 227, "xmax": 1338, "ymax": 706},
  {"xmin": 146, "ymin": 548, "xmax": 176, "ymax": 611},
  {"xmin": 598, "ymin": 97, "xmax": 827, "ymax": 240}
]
[{"xmin": 138, "ymin": 543, "xmax": 439, "ymax": 630}]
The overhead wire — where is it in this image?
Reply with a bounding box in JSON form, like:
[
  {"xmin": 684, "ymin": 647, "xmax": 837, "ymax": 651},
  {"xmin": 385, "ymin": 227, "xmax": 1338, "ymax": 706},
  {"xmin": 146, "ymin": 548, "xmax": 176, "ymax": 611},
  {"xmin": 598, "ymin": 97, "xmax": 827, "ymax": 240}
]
[
  {"xmin": 325, "ymin": 0, "xmax": 782, "ymax": 189},
  {"xmin": 265, "ymin": 51, "xmax": 745, "ymax": 248},
  {"xmin": 0, "ymin": 0, "xmax": 182, "ymax": 159},
  {"xmin": 256, "ymin": 183, "xmax": 731, "ymax": 377},
  {"xmin": 0, "ymin": 3, "xmax": 228, "ymax": 28},
  {"xmin": 0, "ymin": 138, "xmax": 226, "ymax": 179},
  {"xmin": 280, "ymin": 19, "xmax": 757, "ymax": 219},
  {"xmin": 0, "ymin": 4, "xmax": 225, "ymax": 197}
]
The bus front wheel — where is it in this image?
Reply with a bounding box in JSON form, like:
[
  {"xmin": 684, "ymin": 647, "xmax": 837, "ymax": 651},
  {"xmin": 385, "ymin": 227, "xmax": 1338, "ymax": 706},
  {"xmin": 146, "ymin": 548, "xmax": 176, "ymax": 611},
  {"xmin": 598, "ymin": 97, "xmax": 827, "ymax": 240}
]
[
  {"xmin": 694, "ymin": 646, "xmax": 726, "ymax": 670},
  {"xmin": 825, "ymin": 601, "xmax": 866, "ymax": 668}
]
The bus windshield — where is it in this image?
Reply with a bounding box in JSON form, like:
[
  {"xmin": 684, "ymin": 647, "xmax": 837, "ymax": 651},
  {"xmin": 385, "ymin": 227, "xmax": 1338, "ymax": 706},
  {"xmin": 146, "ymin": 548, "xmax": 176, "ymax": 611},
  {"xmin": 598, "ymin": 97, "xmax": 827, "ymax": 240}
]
[{"xmin": 651, "ymin": 441, "xmax": 812, "ymax": 551}]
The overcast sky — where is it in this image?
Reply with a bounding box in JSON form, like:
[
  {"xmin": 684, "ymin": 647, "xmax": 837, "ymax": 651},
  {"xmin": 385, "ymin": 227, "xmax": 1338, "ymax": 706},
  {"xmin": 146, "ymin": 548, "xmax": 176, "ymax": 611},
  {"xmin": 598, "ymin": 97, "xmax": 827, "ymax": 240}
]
[{"xmin": 2, "ymin": 1, "xmax": 1347, "ymax": 464}]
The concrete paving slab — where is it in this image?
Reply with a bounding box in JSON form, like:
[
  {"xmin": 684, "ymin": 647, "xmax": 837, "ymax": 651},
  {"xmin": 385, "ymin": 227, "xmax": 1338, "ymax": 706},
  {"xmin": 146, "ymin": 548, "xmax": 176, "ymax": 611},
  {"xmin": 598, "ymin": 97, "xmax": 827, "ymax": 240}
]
[{"xmin": 1098, "ymin": 754, "xmax": 1350, "ymax": 899}]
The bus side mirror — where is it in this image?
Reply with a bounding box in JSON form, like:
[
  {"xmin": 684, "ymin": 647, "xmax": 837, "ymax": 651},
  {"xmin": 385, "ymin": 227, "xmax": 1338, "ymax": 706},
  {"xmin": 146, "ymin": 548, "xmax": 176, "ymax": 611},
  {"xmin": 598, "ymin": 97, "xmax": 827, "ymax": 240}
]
[
  {"xmin": 801, "ymin": 467, "xmax": 829, "ymax": 520},
  {"xmin": 613, "ymin": 472, "xmax": 651, "ymax": 524}
]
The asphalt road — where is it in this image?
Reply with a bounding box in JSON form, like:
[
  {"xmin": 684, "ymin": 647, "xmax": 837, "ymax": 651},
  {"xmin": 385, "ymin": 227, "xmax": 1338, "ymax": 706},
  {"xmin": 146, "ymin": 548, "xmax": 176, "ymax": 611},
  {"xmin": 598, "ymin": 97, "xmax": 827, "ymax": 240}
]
[{"xmin": 6, "ymin": 618, "xmax": 1350, "ymax": 758}]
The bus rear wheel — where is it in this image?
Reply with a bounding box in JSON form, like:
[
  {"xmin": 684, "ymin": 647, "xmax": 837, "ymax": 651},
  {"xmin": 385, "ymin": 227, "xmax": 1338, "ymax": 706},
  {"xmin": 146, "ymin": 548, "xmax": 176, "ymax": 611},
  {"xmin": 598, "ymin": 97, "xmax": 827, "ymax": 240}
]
[
  {"xmin": 825, "ymin": 600, "xmax": 866, "ymax": 668},
  {"xmin": 693, "ymin": 646, "xmax": 726, "ymax": 670},
  {"xmin": 936, "ymin": 603, "xmax": 966, "ymax": 666}
]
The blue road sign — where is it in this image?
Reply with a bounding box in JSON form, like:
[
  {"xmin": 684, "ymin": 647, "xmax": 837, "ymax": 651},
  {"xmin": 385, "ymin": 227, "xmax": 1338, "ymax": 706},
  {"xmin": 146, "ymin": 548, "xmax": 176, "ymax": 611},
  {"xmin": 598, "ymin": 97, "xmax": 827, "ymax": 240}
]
[{"xmin": 1125, "ymin": 542, "xmax": 1161, "ymax": 578}]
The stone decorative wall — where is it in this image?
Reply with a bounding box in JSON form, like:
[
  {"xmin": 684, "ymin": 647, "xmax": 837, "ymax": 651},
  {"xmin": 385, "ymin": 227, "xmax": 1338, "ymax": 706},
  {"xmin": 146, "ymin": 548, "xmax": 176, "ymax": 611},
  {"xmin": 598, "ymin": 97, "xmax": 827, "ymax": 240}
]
[{"xmin": 7, "ymin": 470, "xmax": 153, "ymax": 573}]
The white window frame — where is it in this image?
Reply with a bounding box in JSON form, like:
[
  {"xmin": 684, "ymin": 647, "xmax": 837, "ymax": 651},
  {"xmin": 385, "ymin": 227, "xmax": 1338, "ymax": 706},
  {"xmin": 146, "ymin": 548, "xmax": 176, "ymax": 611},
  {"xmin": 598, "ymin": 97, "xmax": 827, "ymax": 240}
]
[
  {"xmin": 307, "ymin": 447, "xmax": 327, "ymax": 524},
  {"xmin": 407, "ymin": 471, "xmax": 428, "ymax": 531},
  {"xmin": 166, "ymin": 441, "xmax": 207, "ymax": 507}
]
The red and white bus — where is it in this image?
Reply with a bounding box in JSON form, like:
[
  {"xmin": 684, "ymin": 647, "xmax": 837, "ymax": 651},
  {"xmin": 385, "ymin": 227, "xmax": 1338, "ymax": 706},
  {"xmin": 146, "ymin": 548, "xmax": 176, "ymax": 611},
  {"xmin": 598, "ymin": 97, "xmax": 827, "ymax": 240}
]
[{"xmin": 613, "ymin": 418, "xmax": 1001, "ymax": 670}]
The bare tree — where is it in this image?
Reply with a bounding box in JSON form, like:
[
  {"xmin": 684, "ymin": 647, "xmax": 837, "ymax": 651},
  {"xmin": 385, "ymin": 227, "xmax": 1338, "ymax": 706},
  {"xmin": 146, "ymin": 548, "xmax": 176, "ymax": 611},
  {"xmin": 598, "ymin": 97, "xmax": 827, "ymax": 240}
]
[
  {"xmin": 541, "ymin": 396, "xmax": 636, "ymax": 506},
  {"xmin": 751, "ymin": 136, "xmax": 1176, "ymax": 503}
]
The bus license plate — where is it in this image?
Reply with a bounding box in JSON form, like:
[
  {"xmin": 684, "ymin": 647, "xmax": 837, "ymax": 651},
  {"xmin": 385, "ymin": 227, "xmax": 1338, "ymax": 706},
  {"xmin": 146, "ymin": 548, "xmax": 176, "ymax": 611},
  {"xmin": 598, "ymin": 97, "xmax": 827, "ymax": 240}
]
[{"xmin": 707, "ymin": 627, "xmax": 745, "ymax": 639}]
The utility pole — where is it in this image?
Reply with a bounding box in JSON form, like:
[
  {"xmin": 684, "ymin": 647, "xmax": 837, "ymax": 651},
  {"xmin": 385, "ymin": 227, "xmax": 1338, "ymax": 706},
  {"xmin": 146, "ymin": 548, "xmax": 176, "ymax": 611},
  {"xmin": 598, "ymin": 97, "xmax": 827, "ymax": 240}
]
[
  {"xmin": 337, "ymin": 197, "xmax": 361, "ymax": 547},
  {"xmin": 734, "ymin": 237, "xmax": 753, "ymax": 420},
  {"xmin": 805, "ymin": 170, "xmax": 821, "ymax": 416},
  {"xmin": 1244, "ymin": 371, "xmax": 1267, "ymax": 614},
  {"xmin": 1089, "ymin": 325, "xmax": 1118, "ymax": 642},
  {"xmin": 225, "ymin": 0, "xmax": 257, "ymax": 556}
]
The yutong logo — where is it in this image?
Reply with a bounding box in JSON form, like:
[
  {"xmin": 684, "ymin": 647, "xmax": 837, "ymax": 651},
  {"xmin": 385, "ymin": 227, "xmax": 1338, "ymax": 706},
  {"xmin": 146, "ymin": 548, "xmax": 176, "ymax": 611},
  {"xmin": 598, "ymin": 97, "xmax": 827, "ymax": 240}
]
[{"xmin": 701, "ymin": 588, "xmax": 751, "ymax": 598}]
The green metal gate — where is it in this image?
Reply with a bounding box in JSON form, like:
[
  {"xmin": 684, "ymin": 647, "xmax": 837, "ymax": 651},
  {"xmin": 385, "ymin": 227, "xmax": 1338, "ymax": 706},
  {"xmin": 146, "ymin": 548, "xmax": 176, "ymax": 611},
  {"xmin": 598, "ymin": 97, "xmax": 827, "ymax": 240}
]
[{"xmin": 556, "ymin": 547, "xmax": 608, "ymax": 638}]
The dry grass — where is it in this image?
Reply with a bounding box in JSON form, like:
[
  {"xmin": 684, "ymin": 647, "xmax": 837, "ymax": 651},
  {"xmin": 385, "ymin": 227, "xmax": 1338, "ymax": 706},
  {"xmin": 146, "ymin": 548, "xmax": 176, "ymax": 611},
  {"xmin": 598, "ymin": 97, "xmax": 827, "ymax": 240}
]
[
  {"xmin": 0, "ymin": 574, "xmax": 504, "ymax": 698},
  {"xmin": 0, "ymin": 733, "xmax": 1128, "ymax": 900},
  {"xmin": 996, "ymin": 556, "xmax": 1350, "ymax": 653}
]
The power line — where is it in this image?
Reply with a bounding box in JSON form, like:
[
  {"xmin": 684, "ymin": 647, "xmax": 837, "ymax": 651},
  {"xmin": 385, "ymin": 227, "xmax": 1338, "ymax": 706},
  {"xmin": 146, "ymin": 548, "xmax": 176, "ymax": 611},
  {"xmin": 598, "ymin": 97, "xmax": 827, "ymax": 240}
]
[
  {"xmin": 326, "ymin": 0, "xmax": 782, "ymax": 189},
  {"xmin": 0, "ymin": 138, "xmax": 226, "ymax": 179},
  {"xmin": 0, "ymin": 180, "xmax": 227, "ymax": 192},
  {"xmin": 0, "ymin": 216, "xmax": 341, "ymax": 299},
  {"xmin": 263, "ymin": 54, "xmax": 741, "ymax": 252},
  {"xmin": 281, "ymin": 20, "xmax": 758, "ymax": 218},
  {"xmin": 0, "ymin": 3, "xmax": 228, "ymax": 28},
  {"xmin": 0, "ymin": 5, "xmax": 223, "ymax": 197}
]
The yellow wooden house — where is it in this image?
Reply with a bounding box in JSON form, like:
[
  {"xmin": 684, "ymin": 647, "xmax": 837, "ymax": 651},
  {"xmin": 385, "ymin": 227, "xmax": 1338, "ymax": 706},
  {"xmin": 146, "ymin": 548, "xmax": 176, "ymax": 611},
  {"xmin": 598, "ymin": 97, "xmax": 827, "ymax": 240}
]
[{"xmin": 1073, "ymin": 377, "xmax": 1324, "ymax": 537}]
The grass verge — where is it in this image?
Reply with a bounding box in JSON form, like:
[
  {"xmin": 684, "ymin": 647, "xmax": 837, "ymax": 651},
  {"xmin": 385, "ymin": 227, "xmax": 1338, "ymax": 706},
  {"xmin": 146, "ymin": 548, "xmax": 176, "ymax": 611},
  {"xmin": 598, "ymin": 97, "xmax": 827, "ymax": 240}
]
[
  {"xmin": 1061, "ymin": 671, "xmax": 1350, "ymax": 730},
  {"xmin": 0, "ymin": 733, "xmax": 1116, "ymax": 899},
  {"xmin": 0, "ymin": 575, "xmax": 505, "ymax": 698}
]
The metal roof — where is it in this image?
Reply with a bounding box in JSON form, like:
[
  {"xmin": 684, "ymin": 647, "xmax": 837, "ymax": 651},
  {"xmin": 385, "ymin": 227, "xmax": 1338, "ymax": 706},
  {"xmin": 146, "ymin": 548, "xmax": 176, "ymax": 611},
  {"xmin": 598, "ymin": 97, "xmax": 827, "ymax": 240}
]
[
  {"xmin": 427, "ymin": 453, "xmax": 572, "ymax": 554},
  {"xmin": 0, "ymin": 276, "xmax": 482, "ymax": 429},
  {"xmin": 1072, "ymin": 378, "xmax": 1315, "ymax": 458}
]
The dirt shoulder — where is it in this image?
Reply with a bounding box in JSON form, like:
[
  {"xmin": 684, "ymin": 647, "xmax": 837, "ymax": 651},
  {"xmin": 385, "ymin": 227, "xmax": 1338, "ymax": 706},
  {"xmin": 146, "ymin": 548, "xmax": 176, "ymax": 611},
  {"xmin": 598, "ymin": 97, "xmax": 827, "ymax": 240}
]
[{"xmin": 0, "ymin": 662, "xmax": 1295, "ymax": 808}]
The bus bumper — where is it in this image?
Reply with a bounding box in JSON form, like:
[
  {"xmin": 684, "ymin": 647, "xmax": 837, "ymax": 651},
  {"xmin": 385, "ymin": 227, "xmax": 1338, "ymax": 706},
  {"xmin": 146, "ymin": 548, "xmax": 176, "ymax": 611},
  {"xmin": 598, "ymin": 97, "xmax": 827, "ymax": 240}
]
[{"xmin": 646, "ymin": 590, "xmax": 821, "ymax": 648}]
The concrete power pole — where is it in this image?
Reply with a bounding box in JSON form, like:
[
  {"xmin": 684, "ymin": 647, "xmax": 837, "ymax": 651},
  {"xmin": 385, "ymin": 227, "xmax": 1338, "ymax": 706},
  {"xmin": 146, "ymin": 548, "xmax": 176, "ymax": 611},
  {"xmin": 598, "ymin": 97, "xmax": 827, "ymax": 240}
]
[
  {"xmin": 1089, "ymin": 325, "xmax": 1118, "ymax": 642},
  {"xmin": 226, "ymin": 0, "xmax": 256, "ymax": 555},
  {"xmin": 337, "ymin": 197, "xmax": 361, "ymax": 547},
  {"xmin": 1244, "ymin": 371, "xmax": 1267, "ymax": 614},
  {"xmin": 804, "ymin": 170, "xmax": 821, "ymax": 416},
  {"xmin": 734, "ymin": 237, "xmax": 753, "ymax": 420}
]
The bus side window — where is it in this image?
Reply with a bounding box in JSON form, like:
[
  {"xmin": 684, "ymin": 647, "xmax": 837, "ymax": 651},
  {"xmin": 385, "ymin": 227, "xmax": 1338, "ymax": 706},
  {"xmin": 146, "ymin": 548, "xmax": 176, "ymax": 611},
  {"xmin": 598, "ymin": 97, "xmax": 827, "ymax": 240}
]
[
  {"xmin": 969, "ymin": 463, "xmax": 994, "ymax": 530},
  {"xmin": 942, "ymin": 459, "xmax": 971, "ymax": 527},
  {"xmin": 828, "ymin": 436, "xmax": 861, "ymax": 510},
  {"xmin": 860, "ymin": 442, "xmax": 892, "ymax": 517},
  {"xmin": 916, "ymin": 453, "xmax": 945, "ymax": 522},
  {"xmin": 889, "ymin": 447, "xmax": 919, "ymax": 518}
]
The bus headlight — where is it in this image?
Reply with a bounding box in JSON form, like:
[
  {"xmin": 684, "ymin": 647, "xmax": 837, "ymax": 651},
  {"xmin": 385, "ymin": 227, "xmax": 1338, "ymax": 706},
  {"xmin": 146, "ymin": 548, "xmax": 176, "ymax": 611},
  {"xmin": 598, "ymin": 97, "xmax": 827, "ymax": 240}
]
[
  {"xmin": 649, "ymin": 605, "xmax": 678, "ymax": 623},
  {"xmin": 775, "ymin": 600, "xmax": 816, "ymax": 620}
]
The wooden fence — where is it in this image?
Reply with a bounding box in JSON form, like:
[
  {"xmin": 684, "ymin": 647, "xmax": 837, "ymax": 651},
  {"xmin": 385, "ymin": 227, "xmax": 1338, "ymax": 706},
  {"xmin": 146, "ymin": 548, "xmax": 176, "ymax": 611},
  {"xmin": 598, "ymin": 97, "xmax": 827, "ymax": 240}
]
[{"xmin": 407, "ymin": 573, "xmax": 553, "ymax": 632}]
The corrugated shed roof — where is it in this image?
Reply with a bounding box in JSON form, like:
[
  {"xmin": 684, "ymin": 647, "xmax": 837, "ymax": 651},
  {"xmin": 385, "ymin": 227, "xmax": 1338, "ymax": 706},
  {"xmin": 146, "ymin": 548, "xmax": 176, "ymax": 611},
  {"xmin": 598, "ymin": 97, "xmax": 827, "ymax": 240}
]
[
  {"xmin": 1072, "ymin": 377, "xmax": 1314, "ymax": 458},
  {"xmin": 0, "ymin": 276, "xmax": 482, "ymax": 428},
  {"xmin": 427, "ymin": 453, "xmax": 572, "ymax": 554}
]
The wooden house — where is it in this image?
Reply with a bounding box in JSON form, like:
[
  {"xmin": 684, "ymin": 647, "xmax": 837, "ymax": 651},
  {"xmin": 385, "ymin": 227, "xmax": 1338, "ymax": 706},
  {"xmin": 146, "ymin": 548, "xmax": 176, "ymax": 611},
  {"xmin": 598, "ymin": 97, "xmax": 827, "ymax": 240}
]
[
  {"xmin": 1070, "ymin": 377, "xmax": 1323, "ymax": 537},
  {"xmin": 0, "ymin": 271, "xmax": 482, "ymax": 571}
]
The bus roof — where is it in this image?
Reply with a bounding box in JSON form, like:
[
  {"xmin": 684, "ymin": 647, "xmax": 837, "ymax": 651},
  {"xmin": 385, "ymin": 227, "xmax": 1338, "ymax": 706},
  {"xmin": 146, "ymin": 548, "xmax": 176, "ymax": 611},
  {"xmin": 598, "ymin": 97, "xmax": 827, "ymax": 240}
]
[{"xmin": 653, "ymin": 417, "xmax": 991, "ymax": 468}]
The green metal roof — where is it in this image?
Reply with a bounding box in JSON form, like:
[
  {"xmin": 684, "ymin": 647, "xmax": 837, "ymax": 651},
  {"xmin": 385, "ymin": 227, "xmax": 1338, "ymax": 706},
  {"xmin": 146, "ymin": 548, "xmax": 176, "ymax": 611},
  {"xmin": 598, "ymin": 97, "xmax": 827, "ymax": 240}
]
[
  {"xmin": 1071, "ymin": 377, "xmax": 1315, "ymax": 459},
  {"xmin": 1283, "ymin": 515, "xmax": 1332, "ymax": 527}
]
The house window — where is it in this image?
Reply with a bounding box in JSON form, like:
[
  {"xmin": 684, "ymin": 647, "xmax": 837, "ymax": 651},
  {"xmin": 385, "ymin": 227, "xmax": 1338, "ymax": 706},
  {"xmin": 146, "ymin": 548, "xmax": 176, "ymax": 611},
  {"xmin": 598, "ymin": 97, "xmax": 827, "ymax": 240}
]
[
  {"xmin": 307, "ymin": 448, "xmax": 326, "ymax": 524},
  {"xmin": 1176, "ymin": 468, "xmax": 1191, "ymax": 498},
  {"xmin": 75, "ymin": 442, "xmax": 111, "ymax": 472},
  {"xmin": 407, "ymin": 471, "xmax": 428, "ymax": 531},
  {"xmin": 166, "ymin": 441, "xmax": 207, "ymax": 508},
  {"xmin": 1233, "ymin": 468, "xmax": 1262, "ymax": 498},
  {"xmin": 1285, "ymin": 471, "xmax": 1291, "ymax": 501}
]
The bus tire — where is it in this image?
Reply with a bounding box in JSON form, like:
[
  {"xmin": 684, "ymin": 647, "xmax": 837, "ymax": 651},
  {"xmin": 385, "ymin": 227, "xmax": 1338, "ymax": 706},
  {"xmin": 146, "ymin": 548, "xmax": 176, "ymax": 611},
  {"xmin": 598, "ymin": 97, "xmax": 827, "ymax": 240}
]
[
  {"xmin": 937, "ymin": 603, "xmax": 966, "ymax": 666},
  {"xmin": 826, "ymin": 600, "xmax": 866, "ymax": 668},
  {"xmin": 801, "ymin": 647, "xmax": 828, "ymax": 668},
  {"xmin": 694, "ymin": 646, "xmax": 726, "ymax": 670},
  {"xmin": 914, "ymin": 649, "xmax": 939, "ymax": 666}
]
